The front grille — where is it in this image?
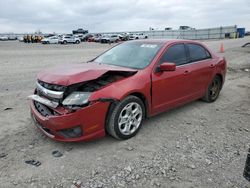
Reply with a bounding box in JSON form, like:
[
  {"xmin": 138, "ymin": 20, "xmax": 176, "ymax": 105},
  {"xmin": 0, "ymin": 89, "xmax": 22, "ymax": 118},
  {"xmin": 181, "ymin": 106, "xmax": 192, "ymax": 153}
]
[
  {"xmin": 34, "ymin": 101, "xmax": 54, "ymax": 117},
  {"xmin": 36, "ymin": 89, "xmax": 60, "ymax": 103},
  {"xmin": 38, "ymin": 80, "xmax": 66, "ymax": 92}
]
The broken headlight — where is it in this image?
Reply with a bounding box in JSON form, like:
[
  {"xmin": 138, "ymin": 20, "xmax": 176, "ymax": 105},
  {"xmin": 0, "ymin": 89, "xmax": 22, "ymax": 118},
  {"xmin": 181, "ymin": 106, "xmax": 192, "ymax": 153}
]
[{"xmin": 62, "ymin": 92, "xmax": 92, "ymax": 106}]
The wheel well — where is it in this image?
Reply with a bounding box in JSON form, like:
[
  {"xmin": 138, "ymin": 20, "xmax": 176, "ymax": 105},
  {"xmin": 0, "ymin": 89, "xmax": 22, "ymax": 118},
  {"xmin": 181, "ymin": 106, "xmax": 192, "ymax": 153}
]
[
  {"xmin": 215, "ymin": 73, "xmax": 223, "ymax": 88},
  {"xmin": 105, "ymin": 92, "xmax": 149, "ymax": 133},
  {"xmin": 129, "ymin": 92, "xmax": 148, "ymax": 118}
]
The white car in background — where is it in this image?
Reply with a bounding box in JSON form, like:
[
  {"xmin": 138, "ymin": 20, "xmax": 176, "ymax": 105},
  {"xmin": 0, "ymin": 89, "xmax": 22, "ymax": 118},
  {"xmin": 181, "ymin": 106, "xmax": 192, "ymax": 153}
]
[
  {"xmin": 109, "ymin": 34, "xmax": 121, "ymax": 42},
  {"xmin": 133, "ymin": 33, "xmax": 148, "ymax": 39},
  {"xmin": 41, "ymin": 36, "xmax": 59, "ymax": 44},
  {"xmin": 100, "ymin": 34, "xmax": 121, "ymax": 43},
  {"xmin": 0, "ymin": 36, "xmax": 8, "ymax": 41},
  {"xmin": 18, "ymin": 36, "xmax": 24, "ymax": 42},
  {"xmin": 59, "ymin": 35, "xmax": 81, "ymax": 44}
]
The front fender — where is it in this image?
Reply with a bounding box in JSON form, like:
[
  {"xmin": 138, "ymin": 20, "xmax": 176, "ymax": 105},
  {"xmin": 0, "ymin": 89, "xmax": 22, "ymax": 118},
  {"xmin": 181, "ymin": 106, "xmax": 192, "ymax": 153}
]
[{"xmin": 89, "ymin": 70, "xmax": 151, "ymax": 104}]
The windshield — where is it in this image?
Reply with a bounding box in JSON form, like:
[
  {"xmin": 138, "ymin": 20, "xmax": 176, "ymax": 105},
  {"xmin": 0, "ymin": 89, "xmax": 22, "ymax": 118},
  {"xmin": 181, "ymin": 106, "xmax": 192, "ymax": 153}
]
[{"xmin": 94, "ymin": 42, "xmax": 163, "ymax": 69}]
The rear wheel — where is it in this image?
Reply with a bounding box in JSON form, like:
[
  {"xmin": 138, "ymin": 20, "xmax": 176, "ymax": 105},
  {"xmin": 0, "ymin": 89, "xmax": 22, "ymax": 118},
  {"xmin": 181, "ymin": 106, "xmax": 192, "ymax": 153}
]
[
  {"xmin": 63, "ymin": 40, "xmax": 67, "ymax": 44},
  {"xmin": 106, "ymin": 96, "xmax": 145, "ymax": 140},
  {"xmin": 202, "ymin": 75, "xmax": 222, "ymax": 102},
  {"xmin": 75, "ymin": 40, "xmax": 80, "ymax": 44}
]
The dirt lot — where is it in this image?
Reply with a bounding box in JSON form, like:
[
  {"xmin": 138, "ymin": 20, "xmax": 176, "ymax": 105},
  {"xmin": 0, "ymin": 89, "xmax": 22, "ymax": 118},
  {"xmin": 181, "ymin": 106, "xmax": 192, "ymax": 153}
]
[{"xmin": 0, "ymin": 38, "xmax": 249, "ymax": 188}]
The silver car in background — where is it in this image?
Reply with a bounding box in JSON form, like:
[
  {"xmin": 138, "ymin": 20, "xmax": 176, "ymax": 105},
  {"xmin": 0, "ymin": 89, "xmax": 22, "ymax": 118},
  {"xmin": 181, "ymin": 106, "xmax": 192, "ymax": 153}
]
[{"xmin": 41, "ymin": 36, "xmax": 59, "ymax": 44}]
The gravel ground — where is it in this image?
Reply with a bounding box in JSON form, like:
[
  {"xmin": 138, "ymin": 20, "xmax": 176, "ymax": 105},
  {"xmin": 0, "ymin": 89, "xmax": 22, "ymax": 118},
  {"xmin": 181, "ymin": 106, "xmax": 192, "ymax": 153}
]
[{"xmin": 0, "ymin": 38, "xmax": 249, "ymax": 188}]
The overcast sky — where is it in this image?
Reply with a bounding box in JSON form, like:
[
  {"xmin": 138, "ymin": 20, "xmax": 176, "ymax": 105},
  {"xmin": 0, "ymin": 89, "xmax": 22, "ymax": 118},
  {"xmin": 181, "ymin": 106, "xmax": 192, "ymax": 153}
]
[{"xmin": 0, "ymin": 0, "xmax": 249, "ymax": 33}]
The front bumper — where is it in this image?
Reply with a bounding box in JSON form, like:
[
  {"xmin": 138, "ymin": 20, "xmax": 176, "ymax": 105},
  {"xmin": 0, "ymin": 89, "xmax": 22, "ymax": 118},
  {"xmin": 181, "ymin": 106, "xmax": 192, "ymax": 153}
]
[{"xmin": 30, "ymin": 100, "xmax": 110, "ymax": 142}]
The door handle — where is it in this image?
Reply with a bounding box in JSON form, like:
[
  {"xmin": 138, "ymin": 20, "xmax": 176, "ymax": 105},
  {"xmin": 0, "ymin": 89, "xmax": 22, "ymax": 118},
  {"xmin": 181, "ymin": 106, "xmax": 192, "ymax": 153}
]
[{"xmin": 184, "ymin": 70, "xmax": 190, "ymax": 75}]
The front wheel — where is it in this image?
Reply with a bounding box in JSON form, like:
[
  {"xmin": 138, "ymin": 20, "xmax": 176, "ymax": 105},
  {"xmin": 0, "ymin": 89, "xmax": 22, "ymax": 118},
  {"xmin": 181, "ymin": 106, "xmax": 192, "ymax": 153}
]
[
  {"xmin": 202, "ymin": 75, "xmax": 222, "ymax": 102},
  {"xmin": 106, "ymin": 96, "xmax": 145, "ymax": 140}
]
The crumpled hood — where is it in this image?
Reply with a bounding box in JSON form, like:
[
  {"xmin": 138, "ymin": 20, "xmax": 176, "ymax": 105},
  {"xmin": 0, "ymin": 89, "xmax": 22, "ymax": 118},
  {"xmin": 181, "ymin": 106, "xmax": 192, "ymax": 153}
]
[{"xmin": 37, "ymin": 62, "xmax": 137, "ymax": 86}]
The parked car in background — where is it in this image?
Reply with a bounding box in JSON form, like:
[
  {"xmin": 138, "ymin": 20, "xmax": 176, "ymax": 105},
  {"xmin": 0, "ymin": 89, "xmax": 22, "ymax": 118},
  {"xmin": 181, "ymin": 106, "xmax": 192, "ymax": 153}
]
[
  {"xmin": 28, "ymin": 39, "xmax": 226, "ymax": 142},
  {"xmin": 110, "ymin": 34, "xmax": 121, "ymax": 42},
  {"xmin": 134, "ymin": 33, "xmax": 148, "ymax": 39},
  {"xmin": 128, "ymin": 33, "xmax": 136, "ymax": 40},
  {"xmin": 100, "ymin": 35, "xmax": 111, "ymax": 43},
  {"xmin": 119, "ymin": 33, "xmax": 129, "ymax": 41},
  {"xmin": 41, "ymin": 36, "xmax": 59, "ymax": 44},
  {"xmin": 87, "ymin": 35, "xmax": 95, "ymax": 42},
  {"xmin": 0, "ymin": 36, "xmax": 8, "ymax": 41},
  {"xmin": 245, "ymin": 31, "xmax": 250, "ymax": 36},
  {"xmin": 74, "ymin": 34, "xmax": 84, "ymax": 41},
  {"xmin": 100, "ymin": 34, "xmax": 120, "ymax": 43},
  {"xmin": 8, "ymin": 35, "xmax": 17, "ymax": 40},
  {"xmin": 83, "ymin": 34, "xmax": 94, "ymax": 42},
  {"xmin": 93, "ymin": 34, "xmax": 102, "ymax": 42},
  {"xmin": 72, "ymin": 28, "xmax": 88, "ymax": 35},
  {"xmin": 18, "ymin": 36, "xmax": 24, "ymax": 42},
  {"xmin": 59, "ymin": 35, "xmax": 81, "ymax": 44}
]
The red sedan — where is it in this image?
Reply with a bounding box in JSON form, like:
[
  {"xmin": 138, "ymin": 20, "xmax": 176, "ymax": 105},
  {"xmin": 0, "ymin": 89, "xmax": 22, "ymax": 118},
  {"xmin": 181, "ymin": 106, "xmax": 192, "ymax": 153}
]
[{"xmin": 29, "ymin": 39, "xmax": 226, "ymax": 142}]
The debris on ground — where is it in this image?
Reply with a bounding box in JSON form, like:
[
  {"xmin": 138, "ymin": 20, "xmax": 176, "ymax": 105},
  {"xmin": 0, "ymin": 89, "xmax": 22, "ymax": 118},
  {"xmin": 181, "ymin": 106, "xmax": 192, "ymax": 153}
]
[
  {"xmin": 125, "ymin": 146, "xmax": 134, "ymax": 151},
  {"xmin": 52, "ymin": 150, "xmax": 63, "ymax": 157},
  {"xmin": 3, "ymin": 107, "xmax": 13, "ymax": 111},
  {"xmin": 187, "ymin": 164, "xmax": 196, "ymax": 169},
  {"xmin": 73, "ymin": 179, "xmax": 82, "ymax": 188},
  {"xmin": 25, "ymin": 160, "xmax": 41, "ymax": 167},
  {"xmin": 124, "ymin": 165, "xmax": 132, "ymax": 172},
  {"xmin": 0, "ymin": 153, "xmax": 7, "ymax": 158}
]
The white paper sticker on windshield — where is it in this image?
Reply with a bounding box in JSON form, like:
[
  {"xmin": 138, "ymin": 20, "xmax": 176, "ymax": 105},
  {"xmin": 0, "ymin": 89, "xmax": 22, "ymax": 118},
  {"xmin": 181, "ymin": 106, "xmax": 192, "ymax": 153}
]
[{"xmin": 140, "ymin": 44, "xmax": 157, "ymax": 48}]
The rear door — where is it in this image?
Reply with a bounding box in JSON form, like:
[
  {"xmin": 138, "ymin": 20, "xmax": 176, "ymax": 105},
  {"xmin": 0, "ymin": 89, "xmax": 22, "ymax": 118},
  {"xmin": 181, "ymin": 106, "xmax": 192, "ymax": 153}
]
[
  {"xmin": 70, "ymin": 36, "xmax": 75, "ymax": 43},
  {"xmin": 185, "ymin": 43, "xmax": 215, "ymax": 96},
  {"xmin": 151, "ymin": 43, "xmax": 192, "ymax": 114}
]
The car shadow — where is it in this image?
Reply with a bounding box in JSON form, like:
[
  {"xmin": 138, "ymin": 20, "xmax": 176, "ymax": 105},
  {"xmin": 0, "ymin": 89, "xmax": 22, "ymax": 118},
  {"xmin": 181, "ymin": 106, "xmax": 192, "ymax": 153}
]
[{"xmin": 48, "ymin": 99, "xmax": 209, "ymax": 150}]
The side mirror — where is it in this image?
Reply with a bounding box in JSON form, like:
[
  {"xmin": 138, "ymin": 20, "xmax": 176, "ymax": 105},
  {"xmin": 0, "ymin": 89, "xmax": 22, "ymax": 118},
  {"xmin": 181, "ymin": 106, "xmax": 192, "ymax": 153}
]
[{"xmin": 160, "ymin": 62, "xmax": 176, "ymax": 71}]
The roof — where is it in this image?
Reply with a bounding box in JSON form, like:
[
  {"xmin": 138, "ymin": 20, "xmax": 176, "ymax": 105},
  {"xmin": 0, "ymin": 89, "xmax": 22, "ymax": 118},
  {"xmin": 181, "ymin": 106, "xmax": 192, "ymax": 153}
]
[{"xmin": 127, "ymin": 39, "xmax": 201, "ymax": 45}]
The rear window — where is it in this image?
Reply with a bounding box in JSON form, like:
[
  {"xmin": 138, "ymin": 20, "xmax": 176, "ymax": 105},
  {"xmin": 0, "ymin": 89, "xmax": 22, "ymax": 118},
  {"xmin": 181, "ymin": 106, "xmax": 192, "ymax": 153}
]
[{"xmin": 187, "ymin": 44, "xmax": 211, "ymax": 62}]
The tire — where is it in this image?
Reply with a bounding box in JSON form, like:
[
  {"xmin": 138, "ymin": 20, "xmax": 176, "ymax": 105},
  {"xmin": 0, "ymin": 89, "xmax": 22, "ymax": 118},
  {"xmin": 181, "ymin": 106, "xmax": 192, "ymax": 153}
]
[
  {"xmin": 202, "ymin": 75, "xmax": 222, "ymax": 103},
  {"xmin": 63, "ymin": 40, "xmax": 67, "ymax": 44},
  {"xmin": 106, "ymin": 96, "xmax": 145, "ymax": 140},
  {"xmin": 75, "ymin": 40, "xmax": 80, "ymax": 44}
]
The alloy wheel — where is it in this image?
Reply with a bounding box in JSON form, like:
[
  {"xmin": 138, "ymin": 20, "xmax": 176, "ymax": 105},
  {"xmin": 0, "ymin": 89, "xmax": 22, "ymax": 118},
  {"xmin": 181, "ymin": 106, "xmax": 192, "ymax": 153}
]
[{"xmin": 118, "ymin": 102, "xmax": 143, "ymax": 135}]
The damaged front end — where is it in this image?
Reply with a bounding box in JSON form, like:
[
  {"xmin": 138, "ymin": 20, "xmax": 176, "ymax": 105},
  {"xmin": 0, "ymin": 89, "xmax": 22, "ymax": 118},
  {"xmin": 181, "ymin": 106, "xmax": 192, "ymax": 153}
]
[
  {"xmin": 28, "ymin": 70, "xmax": 136, "ymax": 141},
  {"xmin": 31, "ymin": 71, "xmax": 135, "ymax": 112}
]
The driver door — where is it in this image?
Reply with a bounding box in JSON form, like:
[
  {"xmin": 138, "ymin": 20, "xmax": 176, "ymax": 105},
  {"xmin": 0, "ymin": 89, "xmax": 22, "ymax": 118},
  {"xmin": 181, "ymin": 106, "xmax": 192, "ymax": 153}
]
[{"xmin": 151, "ymin": 43, "xmax": 192, "ymax": 114}]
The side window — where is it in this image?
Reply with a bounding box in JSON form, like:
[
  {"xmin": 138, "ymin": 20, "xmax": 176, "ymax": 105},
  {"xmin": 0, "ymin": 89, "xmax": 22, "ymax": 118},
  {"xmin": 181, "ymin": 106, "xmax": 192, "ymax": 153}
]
[
  {"xmin": 187, "ymin": 44, "xmax": 211, "ymax": 62},
  {"xmin": 159, "ymin": 44, "xmax": 187, "ymax": 66}
]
